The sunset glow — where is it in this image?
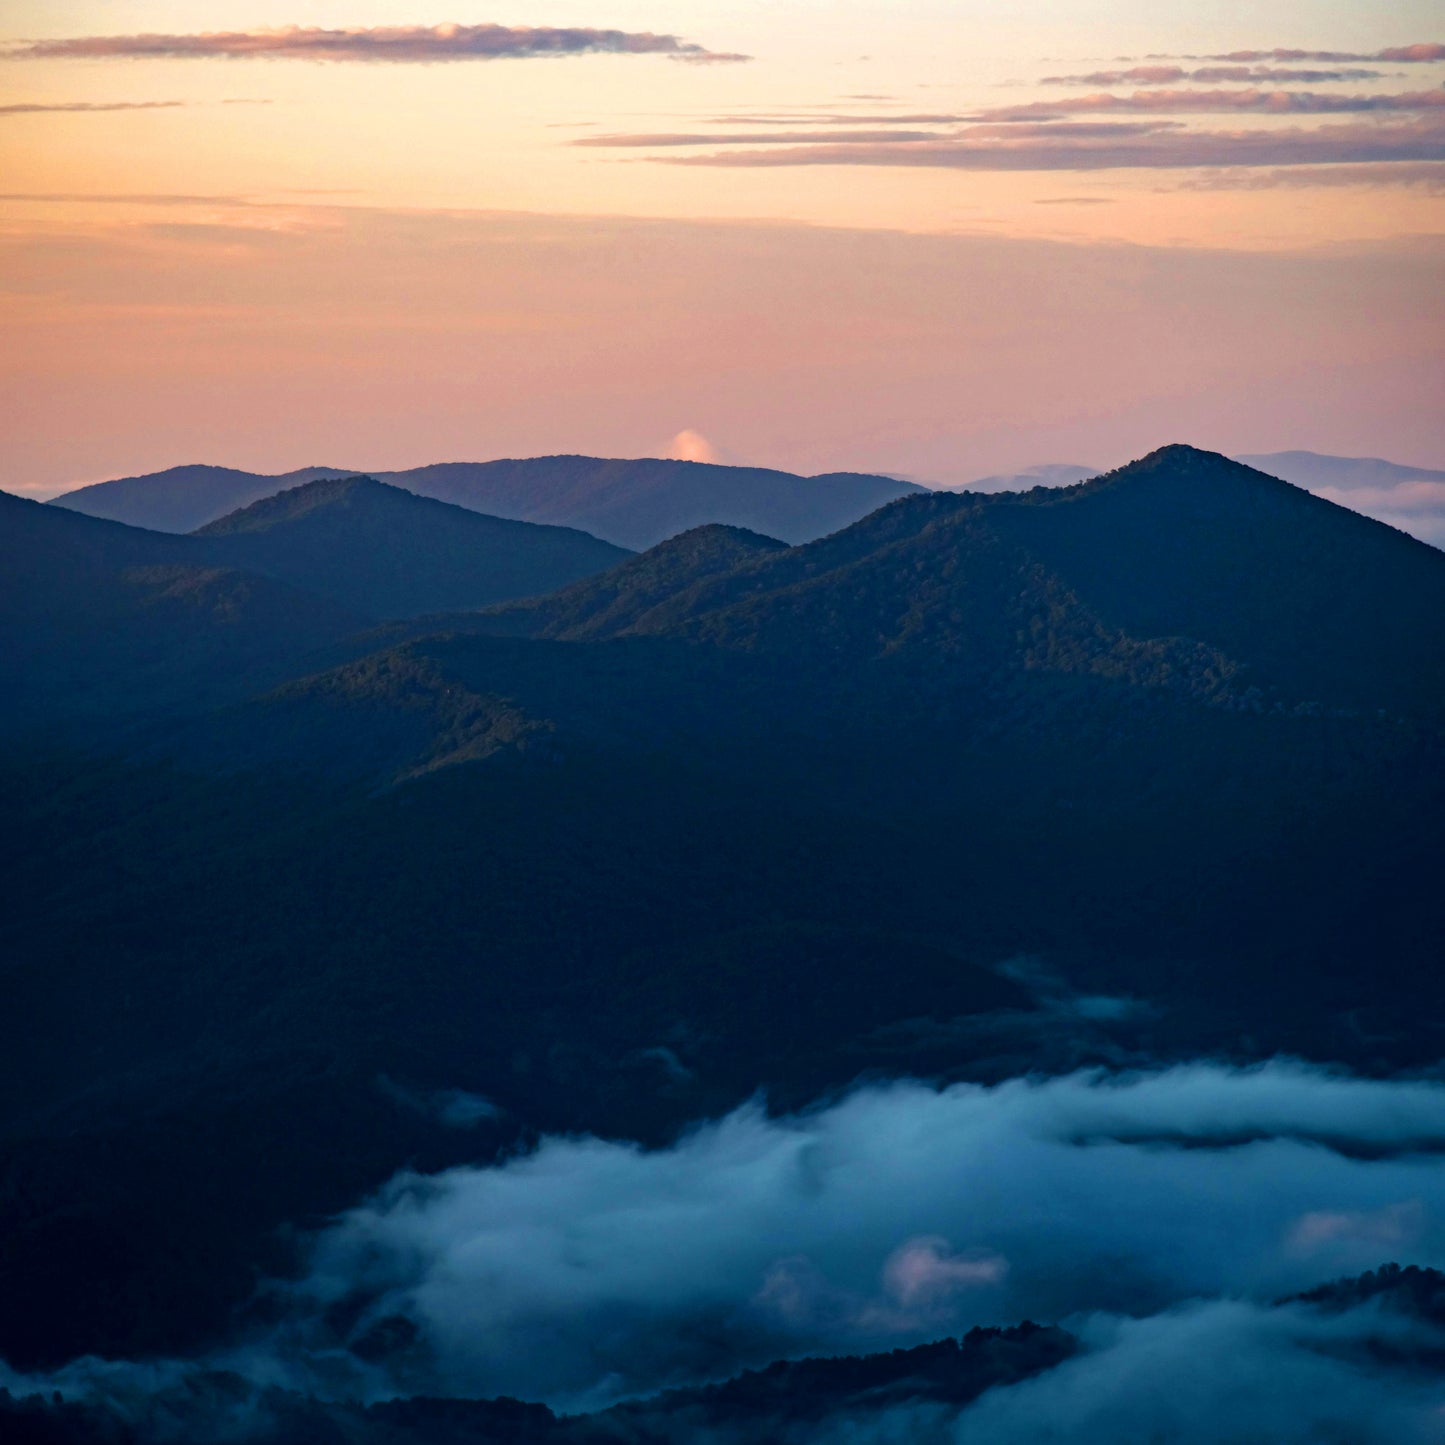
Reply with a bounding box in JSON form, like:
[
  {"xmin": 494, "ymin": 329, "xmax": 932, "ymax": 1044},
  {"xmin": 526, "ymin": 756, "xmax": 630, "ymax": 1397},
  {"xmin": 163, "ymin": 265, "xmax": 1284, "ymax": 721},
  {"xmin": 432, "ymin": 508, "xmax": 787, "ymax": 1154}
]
[{"xmin": 2, "ymin": 0, "xmax": 1441, "ymax": 490}]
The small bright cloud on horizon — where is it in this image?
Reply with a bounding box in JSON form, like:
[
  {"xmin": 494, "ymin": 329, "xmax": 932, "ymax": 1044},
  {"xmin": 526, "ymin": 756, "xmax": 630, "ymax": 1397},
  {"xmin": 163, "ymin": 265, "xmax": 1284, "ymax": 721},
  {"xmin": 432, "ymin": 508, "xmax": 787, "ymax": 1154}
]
[{"xmin": 0, "ymin": 0, "xmax": 1440, "ymax": 492}]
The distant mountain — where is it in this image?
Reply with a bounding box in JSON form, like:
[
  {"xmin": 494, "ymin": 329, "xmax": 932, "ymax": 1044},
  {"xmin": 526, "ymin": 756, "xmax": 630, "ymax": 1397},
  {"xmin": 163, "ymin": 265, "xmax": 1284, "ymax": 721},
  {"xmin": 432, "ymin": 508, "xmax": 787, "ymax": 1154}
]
[
  {"xmin": 49, "ymin": 455, "xmax": 925, "ymax": 547},
  {"xmin": 1239, "ymin": 450, "xmax": 1445, "ymax": 547},
  {"xmin": 49, "ymin": 463, "xmax": 354, "ymax": 534},
  {"xmin": 1237, "ymin": 450, "xmax": 1445, "ymax": 491},
  {"xmin": 192, "ymin": 475, "xmax": 631, "ymax": 618},
  {"xmin": 372, "ymin": 457, "xmax": 925, "ymax": 549},
  {"xmin": 959, "ymin": 462, "xmax": 1100, "ymax": 493}
]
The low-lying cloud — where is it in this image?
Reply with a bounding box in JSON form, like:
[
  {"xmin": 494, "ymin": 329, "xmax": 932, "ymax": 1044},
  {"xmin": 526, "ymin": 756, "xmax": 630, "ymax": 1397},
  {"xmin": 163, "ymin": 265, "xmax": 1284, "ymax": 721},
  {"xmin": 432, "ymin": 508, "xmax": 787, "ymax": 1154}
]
[
  {"xmin": 1310, "ymin": 481, "xmax": 1445, "ymax": 546},
  {"xmin": 2, "ymin": 1061, "xmax": 1445, "ymax": 1436},
  {"xmin": 5, "ymin": 1287, "xmax": 1445, "ymax": 1442},
  {"xmin": 2, "ymin": 23, "xmax": 749, "ymax": 65},
  {"xmin": 239, "ymin": 1060, "xmax": 1445, "ymax": 1406},
  {"xmin": 924, "ymin": 1296, "xmax": 1445, "ymax": 1445}
]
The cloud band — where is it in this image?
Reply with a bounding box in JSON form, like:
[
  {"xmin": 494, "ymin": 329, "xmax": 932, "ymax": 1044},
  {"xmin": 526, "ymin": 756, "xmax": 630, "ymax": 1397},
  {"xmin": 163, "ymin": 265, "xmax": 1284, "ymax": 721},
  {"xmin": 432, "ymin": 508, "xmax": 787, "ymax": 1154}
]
[{"xmin": 2, "ymin": 23, "xmax": 749, "ymax": 65}]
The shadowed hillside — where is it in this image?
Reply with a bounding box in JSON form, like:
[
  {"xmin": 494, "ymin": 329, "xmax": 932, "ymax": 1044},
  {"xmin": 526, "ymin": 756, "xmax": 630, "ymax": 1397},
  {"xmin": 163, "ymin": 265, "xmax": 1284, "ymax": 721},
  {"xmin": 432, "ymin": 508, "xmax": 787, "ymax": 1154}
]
[{"xmin": 0, "ymin": 489, "xmax": 364, "ymax": 735}]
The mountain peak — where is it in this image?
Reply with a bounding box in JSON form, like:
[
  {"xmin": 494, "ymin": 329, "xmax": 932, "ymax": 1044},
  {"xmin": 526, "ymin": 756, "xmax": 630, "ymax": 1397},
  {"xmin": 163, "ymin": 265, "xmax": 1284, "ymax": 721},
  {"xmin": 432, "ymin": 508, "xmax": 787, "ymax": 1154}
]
[
  {"xmin": 1122, "ymin": 443, "xmax": 1260, "ymax": 477},
  {"xmin": 191, "ymin": 474, "xmax": 390, "ymax": 535}
]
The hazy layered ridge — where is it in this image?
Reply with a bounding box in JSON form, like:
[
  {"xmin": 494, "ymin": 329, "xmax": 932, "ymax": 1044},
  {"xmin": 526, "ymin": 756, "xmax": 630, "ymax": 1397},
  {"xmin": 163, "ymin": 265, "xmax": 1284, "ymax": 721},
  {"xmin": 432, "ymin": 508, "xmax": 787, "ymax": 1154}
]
[
  {"xmin": 45, "ymin": 464, "xmax": 357, "ymax": 534},
  {"xmin": 50, "ymin": 456, "xmax": 924, "ymax": 549}
]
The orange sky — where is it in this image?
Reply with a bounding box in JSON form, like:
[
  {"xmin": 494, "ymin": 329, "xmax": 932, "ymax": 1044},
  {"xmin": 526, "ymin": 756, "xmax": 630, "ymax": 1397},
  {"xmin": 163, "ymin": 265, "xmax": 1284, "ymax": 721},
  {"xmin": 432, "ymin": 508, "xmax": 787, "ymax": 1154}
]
[{"xmin": 2, "ymin": 2, "xmax": 1442, "ymax": 489}]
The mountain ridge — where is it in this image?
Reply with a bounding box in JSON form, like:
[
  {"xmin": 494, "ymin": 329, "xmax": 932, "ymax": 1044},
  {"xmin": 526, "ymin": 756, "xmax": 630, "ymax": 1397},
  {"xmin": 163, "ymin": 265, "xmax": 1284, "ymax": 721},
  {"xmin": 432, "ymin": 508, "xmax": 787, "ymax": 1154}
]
[{"xmin": 47, "ymin": 454, "xmax": 925, "ymax": 548}]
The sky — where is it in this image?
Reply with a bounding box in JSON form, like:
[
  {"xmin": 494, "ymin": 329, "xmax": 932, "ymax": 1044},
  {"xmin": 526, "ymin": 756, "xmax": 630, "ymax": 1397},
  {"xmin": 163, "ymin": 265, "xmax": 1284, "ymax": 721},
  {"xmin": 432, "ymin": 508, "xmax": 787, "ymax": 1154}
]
[{"xmin": 1, "ymin": 0, "xmax": 1442, "ymax": 490}]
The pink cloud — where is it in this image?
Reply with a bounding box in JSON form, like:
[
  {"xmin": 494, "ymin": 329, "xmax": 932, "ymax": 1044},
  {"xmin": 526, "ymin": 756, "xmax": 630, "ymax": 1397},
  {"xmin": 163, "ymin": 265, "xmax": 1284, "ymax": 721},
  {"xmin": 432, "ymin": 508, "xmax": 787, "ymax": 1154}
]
[
  {"xmin": 1286, "ymin": 1201, "xmax": 1426, "ymax": 1254},
  {"xmin": 666, "ymin": 114, "xmax": 1445, "ymax": 172},
  {"xmin": 882, "ymin": 1237, "xmax": 1009, "ymax": 1309},
  {"xmin": 2, "ymin": 23, "xmax": 749, "ymax": 65},
  {"xmin": 1043, "ymin": 65, "xmax": 1383, "ymax": 86}
]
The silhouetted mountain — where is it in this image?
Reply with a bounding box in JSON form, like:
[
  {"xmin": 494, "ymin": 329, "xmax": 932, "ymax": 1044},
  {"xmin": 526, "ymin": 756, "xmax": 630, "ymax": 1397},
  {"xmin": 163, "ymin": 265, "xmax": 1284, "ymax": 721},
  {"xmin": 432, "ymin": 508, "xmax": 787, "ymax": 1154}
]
[
  {"xmin": 951, "ymin": 449, "xmax": 1445, "ymax": 547},
  {"xmin": 473, "ymin": 445, "xmax": 1445, "ymax": 717},
  {"xmin": 49, "ymin": 463, "xmax": 353, "ymax": 533},
  {"xmin": 1, "ymin": 446, "xmax": 1442, "ymax": 1374},
  {"xmin": 976, "ymin": 446, "xmax": 1445, "ymax": 716},
  {"xmin": 192, "ymin": 476, "xmax": 630, "ymax": 618},
  {"xmin": 50, "ymin": 455, "xmax": 925, "ymax": 547}
]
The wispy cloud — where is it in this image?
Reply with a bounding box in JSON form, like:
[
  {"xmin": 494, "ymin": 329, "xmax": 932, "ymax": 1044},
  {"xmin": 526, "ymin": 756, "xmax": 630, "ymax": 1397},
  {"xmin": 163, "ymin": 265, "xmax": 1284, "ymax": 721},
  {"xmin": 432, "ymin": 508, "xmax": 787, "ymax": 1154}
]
[
  {"xmin": 577, "ymin": 128, "xmax": 945, "ymax": 148},
  {"xmin": 0, "ymin": 190, "xmax": 255, "ymax": 205},
  {"xmin": 1044, "ymin": 65, "xmax": 1385, "ymax": 85},
  {"xmin": 1, "ymin": 23, "xmax": 749, "ymax": 65},
  {"xmin": 1127, "ymin": 43, "xmax": 1445, "ymax": 66},
  {"xmin": 707, "ymin": 112, "xmax": 973, "ymax": 126},
  {"xmin": 1175, "ymin": 161, "xmax": 1445, "ymax": 193},
  {"xmin": 986, "ymin": 88, "xmax": 1445, "ymax": 121},
  {"xmin": 650, "ymin": 114, "xmax": 1445, "ymax": 173},
  {"xmin": 0, "ymin": 100, "xmax": 184, "ymax": 116},
  {"xmin": 1144, "ymin": 42, "xmax": 1445, "ymax": 64}
]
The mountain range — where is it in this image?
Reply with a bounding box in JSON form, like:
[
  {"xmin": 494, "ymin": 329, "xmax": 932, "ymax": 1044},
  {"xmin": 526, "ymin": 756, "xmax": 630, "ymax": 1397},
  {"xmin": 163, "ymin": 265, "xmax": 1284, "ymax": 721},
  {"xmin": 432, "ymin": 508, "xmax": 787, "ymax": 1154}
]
[
  {"xmin": 44, "ymin": 448, "xmax": 1444, "ymax": 552},
  {"xmin": 1, "ymin": 444, "xmax": 1442, "ymax": 1404},
  {"xmin": 0, "ymin": 478, "xmax": 629, "ymax": 737},
  {"xmin": 48, "ymin": 456, "xmax": 924, "ymax": 549}
]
